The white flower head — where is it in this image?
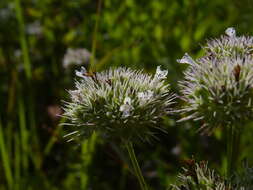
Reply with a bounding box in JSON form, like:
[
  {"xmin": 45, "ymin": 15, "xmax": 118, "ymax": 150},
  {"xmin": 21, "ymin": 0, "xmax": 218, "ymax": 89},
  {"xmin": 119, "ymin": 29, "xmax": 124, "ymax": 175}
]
[
  {"xmin": 180, "ymin": 29, "xmax": 253, "ymax": 134},
  {"xmin": 155, "ymin": 66, "xmax": 168, "ymax": 80},
  {"xmin": 225, "ymin": 27, "xmax": 236, "ymax": 38},
  {"xmin": 62, "ymin": 67, "xmax": 175, "ymax": 142},
  {"xmin": 170, "ymin": 162, "xmax": 228, "ymax": 190}
]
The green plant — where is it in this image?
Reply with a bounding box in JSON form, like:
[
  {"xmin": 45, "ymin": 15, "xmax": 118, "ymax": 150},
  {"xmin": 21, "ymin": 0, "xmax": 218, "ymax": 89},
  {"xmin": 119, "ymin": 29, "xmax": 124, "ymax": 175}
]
[
  {"xmin": 169, "ymin": 161, "xmax": 229, "ymax": 190},
  {"xmin": 178, "ymin": 28, "xmax": 253, "ymax": 177},
  {"xmin": 62, "ymin": 66, "xmax": 175, "ymax": 189}
]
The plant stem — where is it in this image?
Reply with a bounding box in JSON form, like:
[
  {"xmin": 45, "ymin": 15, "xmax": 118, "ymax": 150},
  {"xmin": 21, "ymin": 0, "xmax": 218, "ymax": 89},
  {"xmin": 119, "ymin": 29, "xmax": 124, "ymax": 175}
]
[
  {"xmin": 125, "ymin": 141, "xmax": 148, "ymax": 190},
  {"xmin": 80, "ymin": 133, "xmax": 97, "ymax": 189},
  {"xmin": 226, "ymin": 125, "xmax": 238, "ymax": 179},
  {"xmin": 15, "ymin": 0, "xmax": 32, "ymax": 79},
  {"xmin": 90, "ymin": 0, "xmax": 102, "ymax": 72},
  {"xmin": 0, "ymin": 119, "xmax": 13, "ymax": 189}
]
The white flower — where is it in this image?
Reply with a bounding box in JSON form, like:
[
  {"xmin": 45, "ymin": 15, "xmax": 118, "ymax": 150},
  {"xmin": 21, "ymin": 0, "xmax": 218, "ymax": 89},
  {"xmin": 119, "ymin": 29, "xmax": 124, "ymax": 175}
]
[
  {"xmin": 123, "ymin": 96, "xmax": 132, "ymax": 105},
  {"xmin": 204, "ymin": 28, "xmax": 253, "ymax": 59},
  {"xmin": 225, "ymin": 27, "xmax": 236, "ymax": 38},
  {"xmin": 155, "ymin": 66, "xmax": 168, "ymax": 80},
  {"xmin": 138, "ymin": 90, "xmax": 154, "ymax": 104},
  {"xmin": 120, "ymin": 97, "xmax": 133, "ymax": 118},
  {"xmin": 62, "ymin": 67, "xmax": 175, "ymax": 141},
  {"xmin": 177, "ymin": 53, "xmax": 196, "ymax": 66},
  {"xmin": 75, "ymin": 66, "xmax": 87, "ymax": 78},
  {"xmin": 179, "ymin": 29, "xmax": 253, "ymax": 133},
  {"xmin": 119, "ymin": 104, "xmax": 133, "ymax": 118}
]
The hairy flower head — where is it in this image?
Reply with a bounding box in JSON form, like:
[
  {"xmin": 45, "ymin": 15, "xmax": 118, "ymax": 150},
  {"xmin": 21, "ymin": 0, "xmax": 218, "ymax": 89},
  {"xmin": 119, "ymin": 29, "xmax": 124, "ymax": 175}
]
[
  {"xmin": 178, "ymin": 28, "xmax": 253, "ymax": 133},
  {"xmin": 169, "ymin": 161, "xmax": 229, "ymax": 190},
  {"xmin": 62, "ymin": 66, "xmax": 175, "ymax": 142},
  {"xmin": 204, "ymin": 27, "xmax": 253, "ymax": 59}
]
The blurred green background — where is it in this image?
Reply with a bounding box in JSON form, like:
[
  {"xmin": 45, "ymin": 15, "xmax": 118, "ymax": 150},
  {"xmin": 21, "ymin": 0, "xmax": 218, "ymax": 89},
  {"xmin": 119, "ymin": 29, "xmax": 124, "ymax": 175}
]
[{"xmin": 1, "ymin": 0, "xmax": 253, "ymax": 189}]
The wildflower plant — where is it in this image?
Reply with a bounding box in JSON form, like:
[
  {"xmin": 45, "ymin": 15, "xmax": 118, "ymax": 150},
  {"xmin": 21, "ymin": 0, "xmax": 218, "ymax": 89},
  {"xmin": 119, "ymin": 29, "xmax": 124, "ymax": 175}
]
[
  {"xmin": 63, "ymin": 66, "xmax": 175, "ymax": 142},
  {"xmin": 204, "ymin": 28, "xmax": 253, "ymax": 59},
  {"xmin": 178, "ymin": 28, "xmax": 253, "ymax": 133},
  {"xmin": 62, "ymin": 66, "xmax": 175, "ymax": 190},
  {"xmin": 169, "ymin": 161, "xmax": 230, "ymax": 190},
  {"xmin": 178, "ymin": 28, "xmax": 253, "ymax": 178}
]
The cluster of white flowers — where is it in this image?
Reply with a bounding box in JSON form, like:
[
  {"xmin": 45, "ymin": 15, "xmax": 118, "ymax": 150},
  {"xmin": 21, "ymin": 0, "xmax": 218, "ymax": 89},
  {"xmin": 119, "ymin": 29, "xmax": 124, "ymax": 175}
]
[
  {"xmin": 204, "ymin": 27, "xmax": 253, "ymax": 59},
  {"xmin": 62, "ymin": 66, "xmax": 175, "ymax": 142},
  {"xmin": 63, "ymin": 48, "xmax": 92, "ymax": 68},
  {"xmin": 179, "ymin": 28, "xmax": 253, "ymax": 133},
  {"xmin": 119, "ymin": 97, "xmax": 133, "ymax": 118}
]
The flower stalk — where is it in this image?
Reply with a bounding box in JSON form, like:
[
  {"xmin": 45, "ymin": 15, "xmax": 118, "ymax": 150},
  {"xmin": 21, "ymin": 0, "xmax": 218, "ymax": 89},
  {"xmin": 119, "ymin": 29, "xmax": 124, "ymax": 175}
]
[
  {"xmin": 226, "ymin": 125, "xmax": 241, "ymax": 179},
  {"xmin": 125, "ymin": 141, "xmax": 148, "ymax": 190},
  {"xmin": 226, "ymin": 125, "xmax": 233, "ymax": 178}
]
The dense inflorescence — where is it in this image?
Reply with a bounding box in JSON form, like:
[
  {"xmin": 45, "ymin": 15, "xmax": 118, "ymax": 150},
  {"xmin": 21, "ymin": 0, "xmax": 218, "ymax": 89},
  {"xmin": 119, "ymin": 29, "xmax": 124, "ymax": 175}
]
[
  {"xmin": 169, "ymin": 161, "xmax": 229, "ymax": 190},
  {"xmin": 62, "ymin": 66, "xmax": 175, "ymax": 142},
  {"xmin": 178, "ymin": 28, "xmax": 253, "ymax": 133},
  {"xmin": 170, "ymin": 160, "xmax": 253, "ymax": 190},
  {"xmin": 204, "ymin": 28, "xmax": 253, "ymax": 59}
]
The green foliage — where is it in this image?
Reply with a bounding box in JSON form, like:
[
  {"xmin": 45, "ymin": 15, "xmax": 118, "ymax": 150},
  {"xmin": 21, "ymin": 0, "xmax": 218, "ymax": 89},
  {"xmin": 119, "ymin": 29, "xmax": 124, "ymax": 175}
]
[{"xmin": 1, "ymin": 0, "xmax": 253, "ymax": 189}]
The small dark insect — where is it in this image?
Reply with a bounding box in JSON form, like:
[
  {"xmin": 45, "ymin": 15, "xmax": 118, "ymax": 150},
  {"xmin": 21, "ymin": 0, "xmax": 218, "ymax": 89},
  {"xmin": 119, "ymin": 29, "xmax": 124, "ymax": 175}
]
[
  {"xmin": 83, "ymin": 72, "xmax": 96, "ymax": 77},
  {"xmin": 221, "ymin": 85, "xmax": 226, "ymax": 92},
  {"xmin": 183, "ymin": 158, "xmax": 195, "ymax": 167},
  {"xmin": 233, "ymin": 64, "xmax": 241, "ymax": 82},
  {"xmin": 105, "ymin": 79, "xmax": 112, "ymax": 86},
  {"xmin": 82, "ymin": 71, "xmax": 99, "ymax": 83}
]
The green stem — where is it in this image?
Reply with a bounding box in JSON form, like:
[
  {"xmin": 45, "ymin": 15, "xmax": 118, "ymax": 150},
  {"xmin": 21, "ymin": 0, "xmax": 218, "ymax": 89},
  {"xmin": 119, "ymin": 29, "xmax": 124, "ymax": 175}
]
[
  {"xmin": 89, "ymin": 0, "xmax": 102, "ymax": 72},
  {"xmin": 0, "ymin": 119, "xmax": 13, "ymax": 189},
  {"xmin": 226, "ymin": 125, "xmax": 239, "ymax": 179},
  {"xmin": 125, "ymin": 141, "xmax": 148, "ymax": 190},
  {"xmin": 80, "ymin": 133, "xmax": 97, "ymax": 189},
  {"xmin": 226, "ymin": 126, "xmax": 232, "ymax": 178},
  {"xmin": 15, "ymin": 0, "xmax": 32, "ymax": 79}
]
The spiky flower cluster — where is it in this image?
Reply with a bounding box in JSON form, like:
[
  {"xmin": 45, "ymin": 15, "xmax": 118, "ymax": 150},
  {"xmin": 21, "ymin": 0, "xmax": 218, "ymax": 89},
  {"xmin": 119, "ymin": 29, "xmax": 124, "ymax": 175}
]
[
  {"xmin": 204, "ymin": 28, "xmax": 253, "ymax": 59},
  {"xmin": 169, "ymin": 161, "xmax": 229, "ymax": 190},
  {"xmin": 62, "ymin": 66, "xmax": 175, "ymax": 142},
  {"xmin": 178, "ymin": 28, "xmax": 253, "ymax": 133}
]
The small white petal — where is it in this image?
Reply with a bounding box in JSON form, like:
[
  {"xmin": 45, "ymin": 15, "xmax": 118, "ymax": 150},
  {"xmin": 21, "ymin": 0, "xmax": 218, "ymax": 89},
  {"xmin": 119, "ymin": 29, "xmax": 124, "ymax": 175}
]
[
  {"xmin": 75, "ymin": 67, "xmax": 87, "ymax": 78},
  {"xmin": 155, "ymin": 66, "xmax": 168, "ymax": 79},
  {"xmin": 124, "ymin": 97, "xmax": 131, "ymax": 105},
  {"xmin": 138, "ymin": 90, "xmax": 154, "ymax": 104},
  {"xmin": 177, "ymin": 53, "xmax": 195, "ymax": 65},
  {"xmin": 225, "ymin": 27, "xmax": 236, "ymax": 38},
  {"xmin": 119, "ymin": 104, "xmax": 133, "ymax": 118}
]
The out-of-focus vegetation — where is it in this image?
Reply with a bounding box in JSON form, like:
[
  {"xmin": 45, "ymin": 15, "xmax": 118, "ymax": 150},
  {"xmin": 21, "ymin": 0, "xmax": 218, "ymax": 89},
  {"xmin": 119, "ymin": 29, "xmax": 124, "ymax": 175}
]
[{"xmin": 1, "ymin": 0, "xmax": 253, "ymax": 189}]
